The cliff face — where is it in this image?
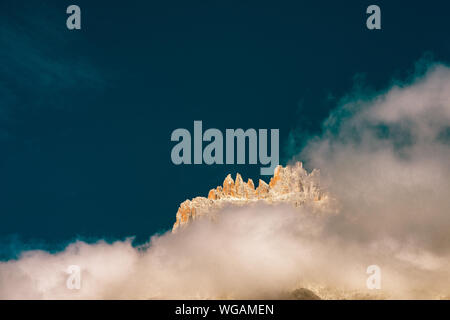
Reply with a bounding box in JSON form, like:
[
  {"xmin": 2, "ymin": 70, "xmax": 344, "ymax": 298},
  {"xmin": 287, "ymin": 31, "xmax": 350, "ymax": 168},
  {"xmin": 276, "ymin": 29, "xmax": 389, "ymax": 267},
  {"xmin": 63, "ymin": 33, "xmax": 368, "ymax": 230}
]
[{"xmin": 172, "ymin": 162, "xmax": 329, "ymax": 232}]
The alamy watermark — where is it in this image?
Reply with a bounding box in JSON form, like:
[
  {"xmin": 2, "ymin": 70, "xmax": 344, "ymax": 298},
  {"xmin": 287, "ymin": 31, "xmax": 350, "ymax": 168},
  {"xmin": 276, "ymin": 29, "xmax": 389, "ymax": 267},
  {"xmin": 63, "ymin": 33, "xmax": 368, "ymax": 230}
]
[
  {"xmin": 66, "ymin": 4, "xmax": 381, "ymax": 31},
  {"xmin": 170, "ymin": 121, "xmax": 279, "ymax": 175},
  {"xmin": 66, "ymin": 5, "xmax": 81, "ymax": 30},
  {"xmin": 66, "ymin": 265, "xmax": 81, "ymax": 290},
  {"xmin": 366, "ymin": 265, "xmax": 381, "ymax": 290},
  {"xmin": 366, "ymin": 5, "xmax": 381, "ymax": 30}
]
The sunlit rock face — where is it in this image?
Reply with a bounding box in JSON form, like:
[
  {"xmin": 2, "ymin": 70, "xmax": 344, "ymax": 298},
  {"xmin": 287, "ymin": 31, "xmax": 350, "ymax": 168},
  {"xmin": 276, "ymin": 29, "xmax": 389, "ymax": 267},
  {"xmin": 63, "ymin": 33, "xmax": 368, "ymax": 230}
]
[{"xmin": 172, "ymin": 162, "xmax": 329, "ymax": 232}]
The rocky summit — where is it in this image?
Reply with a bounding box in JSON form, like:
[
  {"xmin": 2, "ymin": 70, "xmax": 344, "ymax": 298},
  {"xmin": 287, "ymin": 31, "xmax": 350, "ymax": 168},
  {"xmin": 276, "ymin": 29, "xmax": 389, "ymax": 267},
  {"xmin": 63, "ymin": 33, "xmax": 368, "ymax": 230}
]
[{"xmin": 172, "ymin": 162, "xmax": 330, "ymax": 232}]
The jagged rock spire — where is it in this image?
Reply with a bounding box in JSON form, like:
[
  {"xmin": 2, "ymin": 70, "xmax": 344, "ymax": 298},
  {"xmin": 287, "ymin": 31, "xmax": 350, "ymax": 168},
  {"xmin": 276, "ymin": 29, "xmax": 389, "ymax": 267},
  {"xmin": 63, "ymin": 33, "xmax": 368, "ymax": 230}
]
[{"xmin": 173, "ymin": 162, "xmax": 328, "ymax": 232}]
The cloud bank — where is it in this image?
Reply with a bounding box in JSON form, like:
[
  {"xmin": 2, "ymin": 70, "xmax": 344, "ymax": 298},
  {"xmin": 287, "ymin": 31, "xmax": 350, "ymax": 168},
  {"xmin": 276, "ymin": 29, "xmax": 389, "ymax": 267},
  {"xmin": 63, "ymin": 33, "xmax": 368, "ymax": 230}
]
[{"xmin": 1, "ymin": 63, "xmax": 450, "ymax": 299}]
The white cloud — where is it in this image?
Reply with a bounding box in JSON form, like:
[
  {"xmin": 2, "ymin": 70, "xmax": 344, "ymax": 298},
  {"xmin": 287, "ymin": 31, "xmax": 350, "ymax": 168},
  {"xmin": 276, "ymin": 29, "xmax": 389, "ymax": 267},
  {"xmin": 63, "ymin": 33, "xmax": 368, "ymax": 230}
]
[{"xmin": 1, "ymin": 63, "xmax": 450, "ymax": 299}]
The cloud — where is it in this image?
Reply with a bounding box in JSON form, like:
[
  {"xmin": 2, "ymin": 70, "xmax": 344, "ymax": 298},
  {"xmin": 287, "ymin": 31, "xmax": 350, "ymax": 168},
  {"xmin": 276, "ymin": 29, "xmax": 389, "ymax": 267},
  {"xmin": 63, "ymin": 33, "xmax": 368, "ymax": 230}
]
[
  {"xmin": 0, "ymin": 205, "xmax": 395, "ymax": 299},
  {"xmin": 299, "ymin": 62, "xmax": 450, "ymax": 254},
  {"xmin": 1, "ymin": 62, "xmax": 450, "ymax": 299}
]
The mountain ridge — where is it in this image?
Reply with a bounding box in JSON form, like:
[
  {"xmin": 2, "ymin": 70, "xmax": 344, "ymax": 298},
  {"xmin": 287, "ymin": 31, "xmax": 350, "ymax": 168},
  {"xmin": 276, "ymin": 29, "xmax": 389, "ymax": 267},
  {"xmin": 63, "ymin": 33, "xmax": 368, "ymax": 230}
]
[{"xmin": 172, "ymin": 162, "xmax": 330, "ymax": 232}]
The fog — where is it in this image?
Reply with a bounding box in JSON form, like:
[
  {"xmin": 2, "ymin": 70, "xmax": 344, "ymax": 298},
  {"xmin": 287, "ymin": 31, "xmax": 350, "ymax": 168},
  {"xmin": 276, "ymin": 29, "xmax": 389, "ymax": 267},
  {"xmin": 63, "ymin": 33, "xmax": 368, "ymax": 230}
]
[{"xmin": 1, "ymin": 63, "xmax": 449, "ymax": 299}]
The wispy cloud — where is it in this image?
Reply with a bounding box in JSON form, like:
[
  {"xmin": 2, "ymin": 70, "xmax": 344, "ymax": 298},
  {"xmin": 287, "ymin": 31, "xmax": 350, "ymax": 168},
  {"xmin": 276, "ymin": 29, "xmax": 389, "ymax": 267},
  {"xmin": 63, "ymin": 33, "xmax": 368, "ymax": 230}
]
[{"xmin": 0, "ymin": 3, "xmax": 102, "ymax": 139}]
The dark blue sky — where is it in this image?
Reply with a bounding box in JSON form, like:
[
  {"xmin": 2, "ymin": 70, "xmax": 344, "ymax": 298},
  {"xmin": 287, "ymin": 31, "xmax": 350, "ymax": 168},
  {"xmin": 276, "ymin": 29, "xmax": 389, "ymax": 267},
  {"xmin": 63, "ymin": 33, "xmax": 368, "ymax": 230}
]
[{"xmin": 0, "ymin": 0, "xmax": 449, "ymax": 257}]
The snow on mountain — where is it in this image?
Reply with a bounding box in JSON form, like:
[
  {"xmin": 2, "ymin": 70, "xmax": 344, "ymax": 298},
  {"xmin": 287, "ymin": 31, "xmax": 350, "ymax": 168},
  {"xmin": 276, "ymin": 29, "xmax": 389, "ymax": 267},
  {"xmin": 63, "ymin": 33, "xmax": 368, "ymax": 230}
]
[{"xmin": 172, "ymin": 162, "xmax": 331, "ymax": 231}]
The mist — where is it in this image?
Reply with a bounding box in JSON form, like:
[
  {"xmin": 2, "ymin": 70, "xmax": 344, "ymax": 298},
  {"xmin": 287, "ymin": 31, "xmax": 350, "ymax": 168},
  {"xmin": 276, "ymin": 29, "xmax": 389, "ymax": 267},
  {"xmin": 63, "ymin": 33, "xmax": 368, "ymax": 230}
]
[{"xmin": 1, "ymin": 62, "xmax": 449, "ymax": 299}]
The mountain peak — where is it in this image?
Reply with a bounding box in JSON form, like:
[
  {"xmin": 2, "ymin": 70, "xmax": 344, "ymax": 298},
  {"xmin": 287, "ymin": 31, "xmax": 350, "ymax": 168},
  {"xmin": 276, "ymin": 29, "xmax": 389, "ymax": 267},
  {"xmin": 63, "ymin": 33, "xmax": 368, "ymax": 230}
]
[{"xmin": 172, "ymin": 162, "xmax": 329, "ymax": 232}]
